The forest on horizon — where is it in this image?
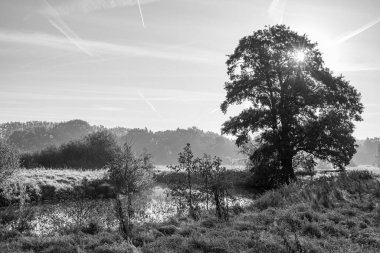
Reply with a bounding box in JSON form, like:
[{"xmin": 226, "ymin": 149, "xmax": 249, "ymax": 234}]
[
  {"xmin": 0, "ymin": 119, "xmax": 243, "ymax": 165},
  {"xmin": 0, "ymin": 119, "xmax": 378, "ymax": 166}
]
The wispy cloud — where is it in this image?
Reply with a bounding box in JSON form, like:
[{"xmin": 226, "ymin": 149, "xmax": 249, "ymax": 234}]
[
  {"xmin": 136, "ymin": 89, "xmax": 158, "ymax": 113},
  {"xmin": 137, "ymin": 0, "xmax": 145, "ymax": 27},
  {"xmin": 43, "ymin": 0, "xmax": 94, "ymax": 56},
  {"xmin": 336, "ymin": 16, "xmax": 380, "ymax": 44},
  {"xmin": 268, "ymin": 0, "xmax": 288, "ymax": 24},
  {"xmin": 42, "ymin": 0, "xmax": 159, "ymax": 16},
  {"xmin": 94, "ymin": 106, "xmax": 123, "ymax": 112},
  {"xmin": 0, "ymin": 90, "xmax": 222, "ymax": 102},
  {"xmin": 210, "ymin": 108, "xmax": 219, "ymax": 114},
  {"xmin": 335, "ymin": 64, "xmax": 380, "ymax": 72},
  {"xmin": 0, "ymin": 30, "xmax": 217, "ymax": 63}
]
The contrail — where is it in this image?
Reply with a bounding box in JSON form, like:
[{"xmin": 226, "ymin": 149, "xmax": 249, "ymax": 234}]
[
  {"xmin": 44, "ymin": 0, "xmax": 159, "ymax": 16},
  {"xmin": 336, "ymin": 16, "xmax": 380, "ymax": 44},
  {"xmin": 137, "ymin": 0, "xmax": 145, "ymax": 28},
  {"xmin": 268, "ymin": 0, "xmax": 288, "ymax": 24},
  {"xmin": 48, "ymin": 19, "xmax": 94, "ymax": 56},
  {"xmin": 210, "ymin": 108, "xmax": 219, "ymax": 114},
  {"xmin": 137, "ymin": 90, "xmax": 158, "ymax": 113},
  {"xmin": 43, "ymin": 0, "xmax": 93, "ymax": 56}
]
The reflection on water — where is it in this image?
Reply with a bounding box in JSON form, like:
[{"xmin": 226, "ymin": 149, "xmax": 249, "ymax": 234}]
[{"xmin": 8, "ymin": 186, "xmax": 253, "ymax": 235}]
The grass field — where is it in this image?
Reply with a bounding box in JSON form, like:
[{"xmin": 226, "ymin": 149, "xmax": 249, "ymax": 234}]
[
  {"xmin": 1, "ymin": 170, "xmax": 380, "ymax": 252},
  {"xmin": 0, "ymin": 168, "xmax": 108, "ymax": 204}
]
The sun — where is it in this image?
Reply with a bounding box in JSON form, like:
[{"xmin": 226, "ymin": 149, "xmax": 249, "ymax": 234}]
[{"xmin": 294, "ymin": 50, "xmax": 306, "ymax": 62}]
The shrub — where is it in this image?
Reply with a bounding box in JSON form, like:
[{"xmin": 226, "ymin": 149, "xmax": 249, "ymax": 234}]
[
  {"xmin": 302, "ymin": 223, "xmax": 322, "ymax": 238},
  {"xmin": 178, "ymin": 227, "xmax": 194, "ymax": 237},
  {"xmin": 0, "ymin": 228, "xmax": 21, "ymax": 241},
  {"xmin": 298, "ymin": 210, "xmax": 319, "ymax": 223},
  {"xmin": 232, "ymin": 204, "xmax": 245, "ymax": 215},
  {"xmin": 81, "ymin": 221, "xmax": 101, "ymax": 235},
  {"xmin": 234, "ymin": 221, "xmax": 257, "ymax": 232},
  {"xmin": 255, "ymin": 190, "xmax": 283, "ymax": 210},
  {"xmin": 187, "ymin": 237, "xmax": 228, "ymax": 253},
  {"xmin": 200, "ymin": 218, "xmax": 218, "ymax": 228},
  {"xmin": 157, "ymin": 225, "xmax": 178, "ymax": 235}
]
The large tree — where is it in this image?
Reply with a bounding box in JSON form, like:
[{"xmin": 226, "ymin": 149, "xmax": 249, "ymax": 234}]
[{"xmin": 221, "ymin": 25, "xmax": 363, "ymax": 185}]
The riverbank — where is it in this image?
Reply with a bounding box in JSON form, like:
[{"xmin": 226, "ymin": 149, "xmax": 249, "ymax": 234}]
[{"xmin": 0, "ymin": 166, "xmax": 253, "ymax": 206}]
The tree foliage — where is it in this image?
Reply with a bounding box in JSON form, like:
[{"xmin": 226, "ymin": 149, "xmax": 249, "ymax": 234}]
[
  {"xmin": 21, "ymin": 130, "xmax": 121, "ymax": 169},
  {"xmin": 3, "ymin": 121, "xmax": 242, "ymax": 166},
  {"xmin": 167, "ymin": 144, "xmax": 231, "ymax": 220},
  {"xmin": 108, "ymin": 143, "xmax": 153, "ymax": 239},
  {"xmin": 221, "ymin": 25, "xmax": 363, "ymax": 186}
]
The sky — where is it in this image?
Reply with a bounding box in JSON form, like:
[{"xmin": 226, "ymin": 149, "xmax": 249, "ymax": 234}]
[{"xmin": 0, "ymin": 0, "xmax": 379, "ymax": 139}]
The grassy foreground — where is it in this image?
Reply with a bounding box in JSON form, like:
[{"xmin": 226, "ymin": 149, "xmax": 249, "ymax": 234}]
[{"xmin": 1, "ymin": 170, "xmax": 380, "ymax": 252}]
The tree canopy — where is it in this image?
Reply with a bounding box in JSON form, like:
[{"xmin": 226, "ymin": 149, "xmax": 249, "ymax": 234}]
[{"xmin": 221, "ymin": 25, "xmax": 363, "ymax": 185}]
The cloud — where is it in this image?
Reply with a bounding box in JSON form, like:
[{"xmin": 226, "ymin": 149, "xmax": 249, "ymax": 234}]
[
  {"xmin": 336, "ymin": 16, "xmax": 380, "ymax": 44},
  {"xmin": 137, "ymin": 0, "xmax": 145, "ymax": 27},
  {"xmin": 94, "ymin": 106, "xmax": 123, "ymax": 111},
  {"xmin": 335, "ymin": 64, "xmax": 380, "ymax": 72},
  {"xmin": 136, "ymin": 89, "xmax": 158, "ymax": 113},
  {"xmin": 0, "ymin": 29, "xmax": 217, "ymax": 63},
  {"xmin": 43, "ymin": 0, "xmax": 94, "ymax": 56},
  {"xmin": 268, "ymin": 0, "xmax": 288, "ymax": 24},
  {"xmin": 0, "ymin": 30, "xmax": 74, "ymax": 51},
  {"xmin": 42, "ymin": 0, "xmax": 159, "ymax": 16},
  {"xmin": 210, "ymin": 108, "xmax": 219, "ymax": 114}
]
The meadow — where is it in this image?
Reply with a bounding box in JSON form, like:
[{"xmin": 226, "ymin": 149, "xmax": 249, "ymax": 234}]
[
  {"xmin": 0, "ymin": 168, "xmax": 109, "ymax": 205},
  {"xmin": 1, "ymin": 169, "xmax": 380, "ymax": 252}
]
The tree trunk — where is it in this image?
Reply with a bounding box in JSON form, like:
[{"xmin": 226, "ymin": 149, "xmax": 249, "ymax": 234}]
[
  {"xmin": 115, "ymin": 194, "xmax": 132, "ymax": 240},
  {"xmin": 214, "ymin": 189, "xmax": 222, "ymax": 220},
  {"xmin": 187, "ymin": 168, "xmax": 195, "ymax": 218},
  {"xmin": 280, "ymin": 153, "xmax": 296, "ymax": 184},
  {"xmin": 205, "ymin": 175, "xmax": 209, "ymax": 210}
]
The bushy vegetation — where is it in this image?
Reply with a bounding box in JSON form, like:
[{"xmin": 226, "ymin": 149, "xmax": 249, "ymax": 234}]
[
  {"xmin": 0, "ymin": 140, "xmax": 19, "ymax": 185},
  {"xmin": 21, "ymin": 131, "xmax": 121, "ymax": 169},
  {"xmin": 167, "ymin": 144, "xmax": 233, "ymax": 221},
  {"xmin": 1, "ymin": 170, "xmax": 379, "ymax": 252},
  {"xmin": 1, "ymin": 120, "xmax": 243, "ymax": 165},
  {"xmin": 109, "ymin": 144, "xmax": 154, "ymax": 239}
]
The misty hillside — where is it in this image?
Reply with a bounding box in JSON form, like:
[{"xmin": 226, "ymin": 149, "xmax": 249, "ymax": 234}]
[
  {"xmin": 0, "ymin": 120, "xmax": 242, "ymax": 165},
  {"xmin": 353, "ymin": 138, "xmax": 380, "ymax": 165},
  {"xmin": 2, "ymin": 120, "xmax": 379, "ymax": 166}
]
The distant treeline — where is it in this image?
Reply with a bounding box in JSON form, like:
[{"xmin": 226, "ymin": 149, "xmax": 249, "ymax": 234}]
[
  {"xmin": 1, "ymin": 120, "xmax": 242, "ymax": 166},
  {"xmin": 20, "ymin": 131, "xmax": 121, "ymax": 169},
  {"xmin": 353, "ymin": 138, "xmax": 380, "ymax": 165},
  {"xmin": 1, "ymin": 120, "xmax": 379, "ymax": 166},
  {"xmin": 0, "ymin": 120, "xmax": 94, "ymax": 152}
]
